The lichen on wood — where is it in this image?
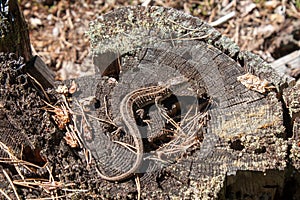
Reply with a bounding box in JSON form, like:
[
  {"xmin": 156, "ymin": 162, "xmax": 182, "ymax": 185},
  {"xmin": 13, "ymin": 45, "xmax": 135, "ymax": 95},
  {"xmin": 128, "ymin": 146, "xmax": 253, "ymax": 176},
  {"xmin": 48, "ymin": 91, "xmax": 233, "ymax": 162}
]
[{"xmin": 85, "ymin": 6, "xmax": 292, "ymax": 199}]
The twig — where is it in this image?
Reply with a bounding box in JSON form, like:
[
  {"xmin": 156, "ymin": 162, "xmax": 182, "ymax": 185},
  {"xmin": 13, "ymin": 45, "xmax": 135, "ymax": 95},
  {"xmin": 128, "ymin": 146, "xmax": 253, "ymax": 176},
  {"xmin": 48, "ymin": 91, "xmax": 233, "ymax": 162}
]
[{"xmin": 209, "ymin": 11, "xmax": 236, "ymax": 27}]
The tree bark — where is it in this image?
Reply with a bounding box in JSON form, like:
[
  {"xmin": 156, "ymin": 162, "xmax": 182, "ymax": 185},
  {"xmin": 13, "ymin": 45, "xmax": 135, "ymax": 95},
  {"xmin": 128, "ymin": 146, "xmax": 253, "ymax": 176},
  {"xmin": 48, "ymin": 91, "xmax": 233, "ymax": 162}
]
[{"xmin": 0, "ymin": 0, "xmax": 32, "ymax": 62}]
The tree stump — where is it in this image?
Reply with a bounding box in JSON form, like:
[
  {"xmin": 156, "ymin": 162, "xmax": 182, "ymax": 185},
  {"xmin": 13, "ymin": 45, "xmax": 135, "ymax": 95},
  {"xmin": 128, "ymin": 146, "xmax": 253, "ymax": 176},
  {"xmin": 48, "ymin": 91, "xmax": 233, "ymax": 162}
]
[
  {"xmin": 0, "ymin": 5, "xmax": 299, "ymax": 200},
  {"xmin": 79, "ymin": 6, "xmax": 297, "ymax": 199}
]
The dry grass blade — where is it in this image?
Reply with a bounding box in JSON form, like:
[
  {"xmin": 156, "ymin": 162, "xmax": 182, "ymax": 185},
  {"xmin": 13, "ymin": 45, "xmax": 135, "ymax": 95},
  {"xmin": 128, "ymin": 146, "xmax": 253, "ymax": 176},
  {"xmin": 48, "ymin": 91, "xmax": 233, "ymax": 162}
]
[
  {"xmin": 143, "ymin": 154, "xmax": 171, "ymax": 164},
  {"xmin": 13, "ymin": 178, "xmax": 75, "ymax": 193},
  {"xmin": 2, "ymin": 169, "xmax": 21, "ymax": 200},
  {"xmin": 0, "ymin": 188, "xmax": 12, "ymax": 200},
  {"xmin": 0, "ymin": 140, "xmax": 43, "ymax": 180},
  {"xmin": 104, "ymin": 95, "xmax": 116, "ymax": 125},
  {"xmin": 149, "ymin": 99, "xmax": 209, "ymax": 162},
  {"xmin": 73, "ymin": 99, "xmax": 92, "ymax": 128},
  {"xmin": 11, "ymin": 169, "xmax": 88, "ymax": 200},
  {"xmin": 83, "ymin": 148, "xmax": 92, "ymax": 166},
  {"xmin": 112, "ymin": 140, "xmax": 138, "ymax": 154},
  {"xmin": 61, "ymin": 188, "xmax": 89, "ymax": 192},
  {"xmin": 154, "ymin": 97, "xmax": 186, "ymax": 136},
  {"xmin": 73, "ymin": 98, "xmax": 117, "ymax": 127},
  {"xmin": 26, "ymin": 194, "xmax": 76, "ymax": 200},
  {"xmin": 162, "ymin": 35, "xmax": 211, "ymax": 42},
  {"xmin": 85, "ymin": 113, "xmax": 118, "ymax": 127},
  {"xmin": 0, "ymin": 157, "xmax": 43, "ymax": 169},
  {"xmin": 180, "ymin": 101, "xmax": 199, "ymax": 124},
  {"xmin": 156, "ymin": 132, "xmax": 199, "ymax": 156},
  {"xmin": 26, "ymin": 73, "xmax": 50, "ymax": 102},
  {"xmin": 135, "ymin": 176, "xmax": 141, "ymax": 200}
]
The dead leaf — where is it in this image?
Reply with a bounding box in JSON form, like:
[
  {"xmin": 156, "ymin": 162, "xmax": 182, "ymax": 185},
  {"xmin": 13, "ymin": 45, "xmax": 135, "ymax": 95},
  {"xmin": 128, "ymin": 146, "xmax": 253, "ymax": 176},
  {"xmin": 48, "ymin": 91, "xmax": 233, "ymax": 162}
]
[{"xmin": 237, "ymin": 73, "xmax": 275, "ymax": 93}]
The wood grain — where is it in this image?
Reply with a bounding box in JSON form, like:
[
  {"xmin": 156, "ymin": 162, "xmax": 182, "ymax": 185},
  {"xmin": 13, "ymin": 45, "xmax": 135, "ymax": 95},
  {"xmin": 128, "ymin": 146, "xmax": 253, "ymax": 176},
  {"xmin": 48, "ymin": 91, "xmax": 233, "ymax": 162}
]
[{"xmin": 80, "ymin": 6, "xmax": 297, "ymax": 199}]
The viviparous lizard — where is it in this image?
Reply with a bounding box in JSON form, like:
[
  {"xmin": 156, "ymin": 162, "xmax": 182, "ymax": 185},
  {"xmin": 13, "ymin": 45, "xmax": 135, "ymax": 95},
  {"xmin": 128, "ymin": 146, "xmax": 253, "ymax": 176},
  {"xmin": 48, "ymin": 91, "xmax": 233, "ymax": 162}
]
[{"xmin": 97, "ymin": 85, "xmax": 173, "ymax": 181}]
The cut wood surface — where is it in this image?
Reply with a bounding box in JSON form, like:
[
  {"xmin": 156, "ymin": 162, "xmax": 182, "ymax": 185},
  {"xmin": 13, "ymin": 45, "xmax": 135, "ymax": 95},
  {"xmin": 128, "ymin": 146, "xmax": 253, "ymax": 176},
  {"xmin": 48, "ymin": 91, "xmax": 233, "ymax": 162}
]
[
  {"xmin": 82, "ymin": 6, "xmax": 296, "ymax": 199},
  {"xmin": 0, "ymin": 4, "xmax": 299, "ymax": 200}
]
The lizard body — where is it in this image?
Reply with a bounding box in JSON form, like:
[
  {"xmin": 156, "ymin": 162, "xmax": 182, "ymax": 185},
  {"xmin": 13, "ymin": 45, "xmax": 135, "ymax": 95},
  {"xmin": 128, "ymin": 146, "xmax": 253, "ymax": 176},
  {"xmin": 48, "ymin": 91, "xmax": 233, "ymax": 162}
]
[{"xmin": 98, "ymin": 85, "xmax": 173, "ymax": 181}]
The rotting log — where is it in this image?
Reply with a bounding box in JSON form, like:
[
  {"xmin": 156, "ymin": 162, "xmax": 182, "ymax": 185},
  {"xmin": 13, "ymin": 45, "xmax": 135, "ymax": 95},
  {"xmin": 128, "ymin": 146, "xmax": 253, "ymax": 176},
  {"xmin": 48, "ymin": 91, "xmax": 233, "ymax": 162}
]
[{"xmin": 79, "ymin": 6, "xmax": 298, "ymax": 199}]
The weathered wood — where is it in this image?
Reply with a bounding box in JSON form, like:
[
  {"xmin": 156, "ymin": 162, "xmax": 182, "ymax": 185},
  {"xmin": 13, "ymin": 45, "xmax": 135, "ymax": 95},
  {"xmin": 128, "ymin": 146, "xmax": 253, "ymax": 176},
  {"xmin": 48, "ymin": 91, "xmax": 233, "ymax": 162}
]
[
  {"xmin": 225, "ymin": 170, "xmax": 285, "ymax": 200},
  {"xmin": 84, "ymin": 6, "xmax": 294, "ymax": 199},
  {"xmin": 93, "ymin": 51, "xmax": 120, "ymax": 78},
  {"xmin": 284, "ymin": 81, "xmax": 300, "ymax": 169},
  {"xmin": 0, "ymin": 0, "xmax": 32, "ymax": 62},
  {"xmin": 271, "ymin": 50, "xmax": 300, "ymax": 80},
  {"xmin": 0, "ymin": 1, "xmax": 54, "ymax": 88},
  {"xmin": 25, "ymin": 56, "xmax": 55, "ymax": 88}
]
